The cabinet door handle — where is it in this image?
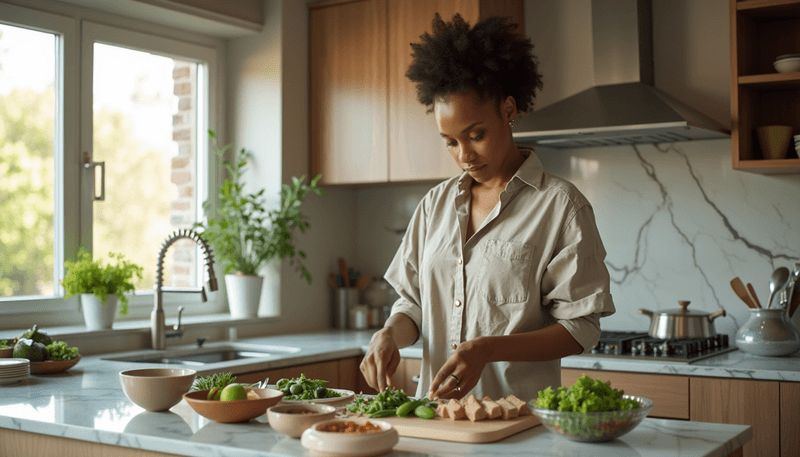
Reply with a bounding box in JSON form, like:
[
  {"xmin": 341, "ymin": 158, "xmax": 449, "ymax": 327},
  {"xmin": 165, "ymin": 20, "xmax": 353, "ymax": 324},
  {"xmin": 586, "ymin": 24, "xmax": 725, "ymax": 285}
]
[{"xmin": 83, "ymin": 152, "xmax": 105, "ymax": 201}]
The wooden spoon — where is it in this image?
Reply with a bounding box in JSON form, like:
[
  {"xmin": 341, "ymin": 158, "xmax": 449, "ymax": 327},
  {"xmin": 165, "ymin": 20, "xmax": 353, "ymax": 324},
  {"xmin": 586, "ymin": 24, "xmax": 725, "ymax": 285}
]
[
  {"xmin": 730, "ymin": 277, "xmax": 756, "ymax": 309},
  {"xmin": 338, "ymin": 257, "xmax": 351, "ymax": 288},
  {"xmin": 746, "ymin": 283, "xmax": 762, "ymax": 308}
]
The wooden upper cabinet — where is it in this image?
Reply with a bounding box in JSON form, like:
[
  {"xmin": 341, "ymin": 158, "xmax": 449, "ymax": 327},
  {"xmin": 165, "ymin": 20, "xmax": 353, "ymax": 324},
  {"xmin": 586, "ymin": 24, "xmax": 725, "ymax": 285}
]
[
  {"xmin": 310, "ymin": 0, "xmax": 524, "ymax": 184},
  {"xmin": 310, "ymin": 0, "xmax": 389, "ymax": 185},
  {"xmin": 388, "ymin": 0, "xmax": 524, "ymax": 182}
]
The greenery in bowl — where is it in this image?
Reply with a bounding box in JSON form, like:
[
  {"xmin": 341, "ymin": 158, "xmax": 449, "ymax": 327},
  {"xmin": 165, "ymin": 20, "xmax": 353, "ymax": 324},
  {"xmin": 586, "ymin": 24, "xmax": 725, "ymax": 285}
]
[
  {"xmin": 194, "ymin": 130, "xmax": 325, "ymax": 281},
  {"xmin": 61, "ymin": 248, "xmax": 144, "ymax": 315}
]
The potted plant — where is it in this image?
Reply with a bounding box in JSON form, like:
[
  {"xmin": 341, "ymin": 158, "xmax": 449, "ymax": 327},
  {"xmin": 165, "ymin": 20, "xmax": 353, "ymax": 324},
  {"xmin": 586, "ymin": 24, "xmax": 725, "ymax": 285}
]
[
  {"xmin": 61, "ymin": 248, "xmax": 144, "ymax": 330},
  {"xmin": 194, "ymin": 130, "xmax": 325, "ymax": 318}
]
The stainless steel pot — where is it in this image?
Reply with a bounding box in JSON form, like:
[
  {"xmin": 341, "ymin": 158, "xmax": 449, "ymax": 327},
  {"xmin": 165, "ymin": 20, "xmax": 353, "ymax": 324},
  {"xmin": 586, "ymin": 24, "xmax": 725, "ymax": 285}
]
[{"xmin": 638, "ymin": 300, "xmax": 726, "ymax": 340}]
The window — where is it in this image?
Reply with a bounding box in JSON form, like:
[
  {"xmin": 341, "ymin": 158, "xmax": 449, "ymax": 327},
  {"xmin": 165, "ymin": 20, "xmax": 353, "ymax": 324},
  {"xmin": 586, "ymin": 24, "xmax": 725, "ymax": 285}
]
[{"xmin": 0, "ymin": 4, "xmax": 223, "ymax": 321}]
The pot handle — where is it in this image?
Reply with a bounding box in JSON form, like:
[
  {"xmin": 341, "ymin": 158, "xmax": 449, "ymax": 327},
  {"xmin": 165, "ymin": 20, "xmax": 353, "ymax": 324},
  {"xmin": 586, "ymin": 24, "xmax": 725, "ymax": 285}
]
[
  {"xmin": 708, "ymin": 309, "xmax": 726, "ymax": 321},
  {"xmin": 638, "ymin": 308, "xmax": 653, "ymax": 317}
]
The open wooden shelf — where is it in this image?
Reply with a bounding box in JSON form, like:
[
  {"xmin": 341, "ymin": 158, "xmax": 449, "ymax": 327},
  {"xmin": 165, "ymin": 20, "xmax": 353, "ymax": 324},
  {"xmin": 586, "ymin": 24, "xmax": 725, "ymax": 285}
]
[{"xmin": 731, "ymin": 0, "xmax": 800, "ymax": 173}]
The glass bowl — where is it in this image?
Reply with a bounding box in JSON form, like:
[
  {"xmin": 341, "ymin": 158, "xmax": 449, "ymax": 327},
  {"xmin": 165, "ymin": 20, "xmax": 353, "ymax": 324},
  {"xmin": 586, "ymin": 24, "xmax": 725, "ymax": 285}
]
[{"xmin": 531, "ymin": 395, "xmax": 653, "ymax": 442}]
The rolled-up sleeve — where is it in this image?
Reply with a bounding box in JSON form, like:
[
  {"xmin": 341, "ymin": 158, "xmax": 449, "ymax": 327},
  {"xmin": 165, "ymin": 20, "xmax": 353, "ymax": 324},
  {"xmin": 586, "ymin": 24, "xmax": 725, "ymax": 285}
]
[
  {"xmin": 384, "ymin": 198, "xmax": 428, "ymax": 339},
  {"xmin": 542, "ymin": 205, "xmax": 615, "ymax": 352}
]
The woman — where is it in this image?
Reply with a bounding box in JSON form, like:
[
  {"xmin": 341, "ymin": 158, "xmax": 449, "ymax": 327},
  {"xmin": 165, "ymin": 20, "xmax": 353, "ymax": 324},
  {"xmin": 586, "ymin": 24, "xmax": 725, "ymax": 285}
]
[{"xmin": 360, "ymin": 13, "xmax": 615, "ymax": 402}]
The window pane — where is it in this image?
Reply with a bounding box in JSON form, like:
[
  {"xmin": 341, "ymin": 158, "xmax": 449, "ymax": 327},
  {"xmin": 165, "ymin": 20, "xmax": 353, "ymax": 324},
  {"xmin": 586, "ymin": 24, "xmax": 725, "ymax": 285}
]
[
  {"xmin": 92, "ymin": 43, "xmax": 201, "ymax": 290},
  {"xmin": 0, "ymin": 24, "xmax": 57, "ymax": 298}
]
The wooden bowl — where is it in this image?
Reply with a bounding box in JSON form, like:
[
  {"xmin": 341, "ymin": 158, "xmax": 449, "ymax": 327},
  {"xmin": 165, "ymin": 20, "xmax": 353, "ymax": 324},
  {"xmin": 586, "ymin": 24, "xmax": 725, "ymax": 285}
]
[
  {"xmin": 183, "ymin": 388, "xmax": 284, "ymax": 423},
  {"xmin": 267, "ymin": 403, "xmax": 337, "ymax": 438},
  {"xmin": 30, "ymin": 355, "xmax": 81, "ymax": 374},
  {"xmin": 119, "ymin": 368, "xmax": 196, "ymax": 412},
  {"xmin": 757, "ymin": 125, "xmax": 793, "ymax": 160}
]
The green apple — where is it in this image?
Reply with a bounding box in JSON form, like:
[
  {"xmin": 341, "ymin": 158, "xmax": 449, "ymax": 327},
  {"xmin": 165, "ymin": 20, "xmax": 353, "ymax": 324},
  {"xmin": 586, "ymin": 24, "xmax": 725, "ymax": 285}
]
[{"xmin": 220, "ymin": 384, "xmax": 247, "ymax": 401}]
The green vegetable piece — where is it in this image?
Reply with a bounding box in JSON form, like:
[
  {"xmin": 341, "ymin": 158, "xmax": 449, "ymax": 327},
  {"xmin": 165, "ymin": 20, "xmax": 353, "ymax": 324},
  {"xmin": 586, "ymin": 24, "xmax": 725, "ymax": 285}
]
[
  {"xmin": 22, "ymin": 325, "xmax": 53, "ymax": 346},
  {"xmin": 290, "ymin": 383, "xmax": 304, "ymax": 395},
  {"xmin": 369, "ymin": 409, "xmax": 398, "ymax": 418},
  {"xmin": 13, "ymin": 338, "xmax": 48, "ymax": 362},
  {"xmin": 315, "ymin": 387, "xmax": 328, "ymax": 399},
  {"xmin": 414, "ymin": 404, "xmax": 435, "ymax": 420},
  {"xmin": 46, "ymin": 341, "xmax": 79, "ymax": 361},
  {"xmin": 191, "ymin": 372, "xmax": 237, "ymax": 392},
  {"xmin": 396, "ymin": 399, "xmax": 424, "ymax": 418}
]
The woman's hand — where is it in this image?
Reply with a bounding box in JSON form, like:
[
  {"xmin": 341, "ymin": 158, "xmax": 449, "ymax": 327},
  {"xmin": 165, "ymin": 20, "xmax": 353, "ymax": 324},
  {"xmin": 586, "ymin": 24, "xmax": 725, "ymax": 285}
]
[
  {"xmin": 427, "ymin": 337, "xmax": 492, "ymax": 400},
  {"xmin": 360, "ymin": 326, "xmax": 402, "ymax": 392}
]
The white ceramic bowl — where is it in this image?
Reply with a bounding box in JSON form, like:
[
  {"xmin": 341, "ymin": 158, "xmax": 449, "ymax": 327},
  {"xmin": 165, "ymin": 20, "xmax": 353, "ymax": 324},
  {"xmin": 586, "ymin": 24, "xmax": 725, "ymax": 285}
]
[
  {"xmin": 774, "ymin": 56, "xmax": 800, "ymax": 73},
  {"xmin": 119, "ymin": 368, "xmax": 196, "ymax": 412},
  {"xmin": 301, "ymin": 417, "xmax": 398, "ymax": 457},
  {"xmin": 267, "ymin": 403, "xmax": 337, "ymax": 438}
]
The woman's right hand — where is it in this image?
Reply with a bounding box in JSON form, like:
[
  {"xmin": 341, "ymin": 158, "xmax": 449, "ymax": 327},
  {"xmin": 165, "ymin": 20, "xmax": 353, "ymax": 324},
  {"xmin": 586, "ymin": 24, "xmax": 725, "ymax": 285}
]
[{"xmin": 360, "ymin": 326, "xmax": 401, "ymax": 392}]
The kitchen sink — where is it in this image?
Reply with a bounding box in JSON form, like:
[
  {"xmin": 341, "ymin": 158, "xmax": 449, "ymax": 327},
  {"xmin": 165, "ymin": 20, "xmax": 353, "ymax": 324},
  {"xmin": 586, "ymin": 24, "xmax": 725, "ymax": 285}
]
[{"xmin": 103, "ymin": 343, "xmax": 301, "ymax": 367}]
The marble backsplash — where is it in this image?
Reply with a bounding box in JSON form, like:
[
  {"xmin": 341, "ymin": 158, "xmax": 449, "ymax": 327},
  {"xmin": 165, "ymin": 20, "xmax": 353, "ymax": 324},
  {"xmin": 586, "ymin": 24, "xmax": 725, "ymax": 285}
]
[{"xmin": 354, "ymin": 139, "xmax": 800, "ymax": 338}]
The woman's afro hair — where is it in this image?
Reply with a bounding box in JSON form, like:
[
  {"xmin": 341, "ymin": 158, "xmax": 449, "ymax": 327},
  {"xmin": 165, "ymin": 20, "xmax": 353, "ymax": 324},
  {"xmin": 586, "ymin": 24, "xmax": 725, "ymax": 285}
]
[{"xmin": 406, "ymin": 13, "xmax": 543, "ymax": 114}]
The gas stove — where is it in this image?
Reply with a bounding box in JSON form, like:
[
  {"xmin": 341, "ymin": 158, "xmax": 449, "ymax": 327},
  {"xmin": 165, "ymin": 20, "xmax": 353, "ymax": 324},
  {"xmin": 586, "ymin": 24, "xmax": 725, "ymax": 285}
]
[{"xmin": 588, "ymin": 331, "xmax": 737, "ymax": 363}]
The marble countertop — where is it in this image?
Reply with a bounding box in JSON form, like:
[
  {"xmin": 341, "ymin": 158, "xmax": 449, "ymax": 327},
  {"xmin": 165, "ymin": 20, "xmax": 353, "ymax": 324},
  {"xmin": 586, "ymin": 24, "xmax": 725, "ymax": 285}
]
[
  {"xmin": 0, "ymin": 329, "xmax": 756, "ymax": 457},
  {"xmin": 0, "ymin": 337, "xmax": 750, "ymax": 457}
]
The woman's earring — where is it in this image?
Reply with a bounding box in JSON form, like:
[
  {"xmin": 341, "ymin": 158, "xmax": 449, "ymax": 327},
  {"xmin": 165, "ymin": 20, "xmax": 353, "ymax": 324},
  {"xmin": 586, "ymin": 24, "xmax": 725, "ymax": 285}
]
[{"xmin": 509, "ymin": 119, "xmax": 516, "ymax": 128}]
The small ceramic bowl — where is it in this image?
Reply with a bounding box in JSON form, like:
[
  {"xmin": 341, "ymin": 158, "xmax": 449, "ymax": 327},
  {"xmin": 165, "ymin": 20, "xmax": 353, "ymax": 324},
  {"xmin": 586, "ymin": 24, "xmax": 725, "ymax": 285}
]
[
  {"xmin": 756, "ymin": 125, "xmax": 793, "ymax": 160},
  {"xmin": 119, "ymin": 368, "xmax": 196, "ymax": 412},
  {"xmin": 267, "ymin": 403, "xmax": 337, "ymax": 438},
  {"xmin": 300, "ymin": 417, "xmax": 398, "ymax": 457},
  {"xmin": 183, "ymin": 387, "xmax": 283, "ymax": 423}
]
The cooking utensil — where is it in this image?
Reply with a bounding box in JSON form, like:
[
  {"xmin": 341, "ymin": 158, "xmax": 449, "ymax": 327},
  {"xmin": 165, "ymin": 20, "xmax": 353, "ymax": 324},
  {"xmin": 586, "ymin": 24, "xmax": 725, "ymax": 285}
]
[
  {"xmin": 730, "ymin": 278, "xmax": 756, "ymax": 309},
  {"xmin": 354, "ymin": 273, "xmax": 372, "ymax": 290},
  {"xmin": 746, "ymin": 283, "xmax": 762, "ymax": 308},
  {"xmin": 338, "ymin": 257, "xmax": 350, "ymax": 288},
  {"xmin": 639, "ymin": 301, "xmax": 726, "ymax": 340},
  {"xmin": 767, "ymin": 267, "xmax": 791, "ymax": 308},
  {"xmin": 789, "ymin": 285, "xmax": 800, "ymax": 318},
  {"xmin": 328, "ymin": 273, "xmax": 339, "ymax": 289}
]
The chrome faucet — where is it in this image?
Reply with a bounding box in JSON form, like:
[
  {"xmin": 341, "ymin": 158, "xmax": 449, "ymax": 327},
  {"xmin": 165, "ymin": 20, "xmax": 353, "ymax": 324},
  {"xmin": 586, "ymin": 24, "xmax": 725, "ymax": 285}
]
[{"xmin": 152, "ymin": 229, "xmax": 218, "ymax": 350}]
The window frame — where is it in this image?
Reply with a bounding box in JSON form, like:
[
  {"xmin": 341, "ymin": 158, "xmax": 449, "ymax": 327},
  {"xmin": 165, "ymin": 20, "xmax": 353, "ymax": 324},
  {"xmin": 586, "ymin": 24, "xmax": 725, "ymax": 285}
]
[{"xmin": 0, "ymin": 2, "xmax": 226, "ymax": 321}]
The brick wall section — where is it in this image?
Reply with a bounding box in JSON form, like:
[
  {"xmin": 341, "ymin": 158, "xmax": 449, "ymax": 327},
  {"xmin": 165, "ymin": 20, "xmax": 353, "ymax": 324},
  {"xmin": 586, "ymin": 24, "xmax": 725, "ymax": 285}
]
[{"xmin": 170, "ymin": 61, "xmax": 196, "ymax": 287}]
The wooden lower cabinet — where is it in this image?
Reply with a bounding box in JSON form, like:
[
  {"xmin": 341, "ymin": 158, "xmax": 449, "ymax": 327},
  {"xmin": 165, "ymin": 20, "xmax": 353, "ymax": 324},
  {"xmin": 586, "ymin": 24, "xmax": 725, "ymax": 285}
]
[
  {"xmin": 561, "ymin": 368, "xmax": 690, "ymax": 419},
  {"xmin": 0, "ymin": 428, "xmax": 179, "ymax": 457},
  {"xmin": 690, "ymin": 377, "xmax": 780, "ymax": 457},
  {"xmin": 780, "ymin": 382, "xmax": 800, "ymax": 457},
  {"xmin": 235, "ymin": 357, "xmax": 360, "ymax": 392}
]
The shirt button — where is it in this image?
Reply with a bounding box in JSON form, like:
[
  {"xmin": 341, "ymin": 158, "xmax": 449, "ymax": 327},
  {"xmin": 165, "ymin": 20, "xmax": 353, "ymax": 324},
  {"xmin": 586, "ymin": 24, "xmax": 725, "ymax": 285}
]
[
  {"xmin": 454, "ymin": 300, "xmax": 461, "ymax": 307},
  {"xmin": 457, "ymin": 257, "xmax": 463, "ymax": 265},
  {"xmin": 451, "ymin": 342, "xmax": 458, "ymax": 350}
]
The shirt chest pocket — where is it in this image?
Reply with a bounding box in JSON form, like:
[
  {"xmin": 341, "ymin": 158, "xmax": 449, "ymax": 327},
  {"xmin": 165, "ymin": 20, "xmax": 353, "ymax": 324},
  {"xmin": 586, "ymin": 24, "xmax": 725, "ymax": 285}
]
[{"xmin": 477, "ymin": 239, "xmax": 535, "ymax": 305}]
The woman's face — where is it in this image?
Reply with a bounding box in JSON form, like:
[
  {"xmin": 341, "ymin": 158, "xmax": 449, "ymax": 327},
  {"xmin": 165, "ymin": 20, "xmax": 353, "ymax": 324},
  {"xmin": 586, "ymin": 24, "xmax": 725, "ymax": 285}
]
[{"xmin": 434, "ymin": 91, "xmax": 519, "ymax": 185}]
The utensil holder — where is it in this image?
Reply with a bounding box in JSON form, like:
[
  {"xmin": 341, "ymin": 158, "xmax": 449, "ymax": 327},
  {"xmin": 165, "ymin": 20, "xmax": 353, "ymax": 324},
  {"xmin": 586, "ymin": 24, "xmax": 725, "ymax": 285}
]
[
  {"xmin": 333, "ymin": 288, "xmax": 359, "ymax": 329},
  {"xmin": 735, "ymin": 308, "xmax": 800, "ymax": 357}
]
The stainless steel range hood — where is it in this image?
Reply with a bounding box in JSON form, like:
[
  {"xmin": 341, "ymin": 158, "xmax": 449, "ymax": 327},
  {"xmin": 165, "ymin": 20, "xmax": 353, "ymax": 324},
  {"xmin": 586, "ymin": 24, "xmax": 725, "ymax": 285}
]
[{"xmin": 513, "ymin": 0, "xmax": 729, "ymax": 149}]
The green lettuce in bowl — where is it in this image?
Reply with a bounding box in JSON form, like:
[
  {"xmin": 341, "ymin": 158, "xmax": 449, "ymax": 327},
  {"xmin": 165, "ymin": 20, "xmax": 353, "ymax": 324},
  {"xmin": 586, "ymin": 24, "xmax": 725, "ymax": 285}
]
[{"xmin": 531, "ymin": 375, "xmax": 653, "ymax": 442}]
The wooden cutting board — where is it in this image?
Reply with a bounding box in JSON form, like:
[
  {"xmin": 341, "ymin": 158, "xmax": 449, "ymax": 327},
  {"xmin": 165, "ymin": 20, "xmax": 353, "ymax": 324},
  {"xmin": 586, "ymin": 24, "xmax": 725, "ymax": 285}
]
[{"xmin": 373, "ymin": 414, "xmax": 541, "ymax": 443}]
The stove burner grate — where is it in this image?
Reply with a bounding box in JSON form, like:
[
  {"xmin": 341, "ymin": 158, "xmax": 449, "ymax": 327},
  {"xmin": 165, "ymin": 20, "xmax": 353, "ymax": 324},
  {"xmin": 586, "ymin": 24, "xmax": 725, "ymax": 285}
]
[{"xmin": 589, "ymin": 331, "xmax": 735, "ymax": 362}]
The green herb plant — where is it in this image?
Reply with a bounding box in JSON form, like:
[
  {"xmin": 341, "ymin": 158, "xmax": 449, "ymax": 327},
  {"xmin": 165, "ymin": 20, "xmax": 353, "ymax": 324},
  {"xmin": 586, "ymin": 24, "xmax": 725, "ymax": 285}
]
[
  {"xmin": 191, "ymin": 372, "xmax": 237, "ymax": 392},
  {"xmin": 193, "ymin": 130, "xmax": 326, "ymax": 280},
  {"xmin": 276, "ymin": 373, "xmax": 342, "ymax": 400},
  {"xmin": 0, "ymin": 340, "xmax": 10, "ymax": 349},
  {"xmin": 61, "ymin": 248, "xmax": 144, "ymax": 315}
]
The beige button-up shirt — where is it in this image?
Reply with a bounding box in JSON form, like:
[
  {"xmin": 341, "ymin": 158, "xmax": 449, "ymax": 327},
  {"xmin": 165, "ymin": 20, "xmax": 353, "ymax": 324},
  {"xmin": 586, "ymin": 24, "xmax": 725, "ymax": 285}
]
[{"xmin": 385, "ymin": 149, "xmax": 615, "ymax": 401}]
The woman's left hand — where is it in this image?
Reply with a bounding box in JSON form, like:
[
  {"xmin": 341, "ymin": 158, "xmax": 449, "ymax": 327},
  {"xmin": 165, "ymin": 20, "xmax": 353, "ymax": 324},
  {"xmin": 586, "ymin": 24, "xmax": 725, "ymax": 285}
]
[{"xmin": 427, "ymin": 337, "xmax": 491, "ymax": 400}]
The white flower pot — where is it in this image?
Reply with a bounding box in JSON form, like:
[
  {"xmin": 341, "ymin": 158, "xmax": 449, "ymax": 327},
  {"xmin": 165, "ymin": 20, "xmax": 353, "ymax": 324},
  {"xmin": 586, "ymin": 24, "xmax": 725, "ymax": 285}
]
[
  {"xmin": 225, "ymin": 274, "xmax": 263, "ymax": 319},
  {"xmin": 80, "ymin": 294, "xmax": 118, "ymax": 330}
]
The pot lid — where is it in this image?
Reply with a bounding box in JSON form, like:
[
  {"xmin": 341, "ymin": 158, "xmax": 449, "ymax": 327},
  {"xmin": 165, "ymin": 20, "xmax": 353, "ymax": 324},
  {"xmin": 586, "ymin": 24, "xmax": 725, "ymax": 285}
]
[{"xmin": 653, "ymin": 301, "xmax": 711, "ymax": 317}]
